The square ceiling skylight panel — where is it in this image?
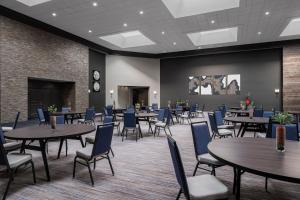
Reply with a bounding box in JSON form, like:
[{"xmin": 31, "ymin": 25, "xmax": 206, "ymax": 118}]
[
  {"xmin": 161, "ymin": 0, "xmax": 240, "ymax": 18},
  {"xmin": 99, "ymin": 31, "xmax": 155, "ymax": 48},
  {"xmin": 280, "ymin": 17, "xmax": 300, "ymax": 37},
  {"xmin": 187, "ymin": 27, "xmax": 238, "ymax": 46},
  {"xmin": 16, "ymin": 0, "xmax": 52, "ymax": 6}
]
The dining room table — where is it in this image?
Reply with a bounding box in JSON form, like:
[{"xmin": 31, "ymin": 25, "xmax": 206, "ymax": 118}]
[
  {"xmin": 224, "ymin": 116, "xmax": 269, "ymax": 137},
  {"xmin": 51, "ymin": 111, "xmax": 85, "ymax": 124},
  {"xmin": 4, "ymin": 124, "xmax": 95, "ymax": 181},
  {"xmin": 208, "ymin": 137, "xmax": 300, "ymax": 200}
]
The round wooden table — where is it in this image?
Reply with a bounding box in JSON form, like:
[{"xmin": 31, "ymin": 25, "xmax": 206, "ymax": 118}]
[
  {"xmin": 224, "ymin": 116, "xmax": 269, "ymax": 137},
  {"xmin": 208, "ymin": 138, "xmax": 300, "ymax": 200},
  {"xmin": 4, "ymin": 124, "xmax": 95, "ymax": 181},
  {"xmin": 52, "ymin": 111, "xmax": 84, "ymax": 124},
  {"xmin": 227, "ymin": 109, "xmax": 250, "ymax": 116}
]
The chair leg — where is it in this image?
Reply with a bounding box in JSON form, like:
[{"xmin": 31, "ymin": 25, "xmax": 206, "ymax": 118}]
[
  {"xmin": 65, "ymin": 139, "xmax": 68, "ymax": 157},
  {"xmin": 176, "ymin": 189, "xmax": 182, "ymax": 200},
  {"xmin": 3, "ymin": 172, "xmax": 13, "ymax": 200},
  {"xmin": 93, "ymin": 158, "xmax": 96, "ymax": 170},
  {"xmin": 30, "ymin": 161, "xmax": 36, "ymax": 184},
  {"xmin": 107, "ymin": 155, "xmax": 115, "ymax": 176},
  {"xmin": 211, "ymin": 166, "xmax": 216, "ymax": 176},
  {"xmin": 192, "ymin": 162, "xmax": 200, "ymax": 176},
  {"xmin": 265, "ymin": 177, "xmax": 269, "ymax": 192},
  {"xmin": 110, "ymin": 148, "xmax": 115, "ymax": 157},
  {"xmin": 167, "ymin": 126, "xmax": 172, "ymax": 136},
  {"xmin": 73, "ymin": 157, "xmax": 77, "ymax": 178},
  {"xmin": 87, "ymin": 161, "xmax": 94, "ymax": 186}
]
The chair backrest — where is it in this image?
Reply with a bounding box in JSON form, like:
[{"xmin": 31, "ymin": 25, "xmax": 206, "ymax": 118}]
[
  {"xmin": 103, "ymin": 116, "xmax": 113, "ymax": 124},
  {"xmin": 152, "ymin": 103, "xmax": 158, "ymax": 110},
  {"xmin": 56, "ymin": 115, "xmax": 65, "ymax": 124},
  {"xmin": 201, "ymin": 104, "xmax": 206, "ymax": 112},
  {"xmin": 85, "ymin": 108, "xmax": 95, "ymax": 121},
  {"xmin": 165, "ymin": 108, "xmax": 172, "ymax": 125},
  {"xmin": 214, "ymin": 110, "xmax": 224, "ymax": 126},
  {"xmin": 167, "ymin": 135, "xmax": 190, "ymax": 199},
  {"xmin": 62, "ymin": 107, "xmax": 71, "ymax": 112},
  {"xmin": 271, "ymin": 124, "xmax": 299, "ymax": 141},
  {"xmin": 0, "ymin": 127, "xmax": 9, "ymax": 168},
  {"xmin": 191, "ymin": 122, "xmax": 211, "ymax": 157},
  {"xmin": 263, "ymin": 111, "xmax": 274, "ymax": 118},
  {"xmin": 208, "ymin": 113, "xmax": 219, "ymax": 134},
  {"xmin": 0, "ymin": 126, "xmax": 5, "ymax": 144},
  {"xmin": 124, "ymin": 112, "xmax": 136, "ymax": 128},
  {"xmin": 92, "ymin": 124, "xmax": 114, "ymax": 157},
  {"xmin": 37, "ymin": 108, "xmax": 45, "ymax": 122},
  {"xmin": 106, "ymin": 105, "xmax": 113, "ymax": 116},
  {"xmin": 157, "ymin": 109, "xmax": 165, "ymax": 122},
  {"xmin": 126, "ymin": 107, "xmax": 135, "ymax": 113},
  {"xmin": 12, "ymin": 112, "xmax": 20, "ymax": 129},
  {"xmin": 190, "ymin": 104, "xmax": 197, "ymax": 113},
  {"xmin": 254, "ymin": 108, "xmax": 264, "ymax": 117},
  {"xmin": 218, "ymin": 105, "xmax": 226, "ymax": 118}
]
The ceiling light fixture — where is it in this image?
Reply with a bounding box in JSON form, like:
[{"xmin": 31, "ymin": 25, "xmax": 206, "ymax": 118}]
[
  {"xmin": 173, "ymin": 42, "xmax": 177, "ymax": 45},
  {"xmin": 257, "ymin": 31, "xmax": 262, "ymax": 35},
  {"xmin": 139, "ymin": 10, "xmax": 144, "ymax": 15},
  {"xmin": 92, "ymin": 2, "xmax": 98, "ymax": 7},
  {"xmin": 161, "ymin": 31, "xmax": 165, "ymax": 35},
  {"xmin": 52, "ymin": 12, "xmax": 56, "ymax": 17},
  {"xmin": 211, "ymin": 20, "xmax": 215, "ymax": 24},
  {"xmin": 88, "ymin": 30, "xmax": 92, "ymax": 33},
  {"xmin": 123, "ymin": 23, "xmax": 128, "ymax": 27},
  {"xmin": 265, "ymin": 11, "xmax": 270, "ymax": 16}
]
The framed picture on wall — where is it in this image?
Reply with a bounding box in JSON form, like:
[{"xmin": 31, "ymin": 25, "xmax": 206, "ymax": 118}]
[
  {"xmin": 93, "ymin": 70, "xmax": 100, "ymax": 81},
  {"xmin": 93, "ymin": 81, "xmax": 100, "ymax": 92}
]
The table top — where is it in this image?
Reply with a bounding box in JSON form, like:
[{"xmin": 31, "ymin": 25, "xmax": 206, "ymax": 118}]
[
  {"xmin": 4, "ymin": 124, "xmax": 95, "ymax": 140},
  {"xmin": 229, "ymin": 106, "xmax": 242, "ymax": 110},
  {"xmin": 227, "ymin": 109, "xmax": 250, "ymax": 114},
  {"xmin": 51, "ymin": 111, "xmax": 84, "ymax": 116},
  {"xmin": 208, "ymin": 138, "xmax": 300, "ymax": 183},
  {"xmin": 224, "ymin": 116, "xmax": 269, "ymax": 124},
  {"xmin": 116, "ymin": 112, "xmax": 158, "ymax": 118}
]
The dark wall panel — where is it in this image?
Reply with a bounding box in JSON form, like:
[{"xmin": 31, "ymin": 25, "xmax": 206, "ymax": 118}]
[
  {"xmin": 160, "ymin": 49, "xmax": 282, "ymax": 111},
  {"xmin": 89, "ymin": 49, "xmax": 106, "ymax": 112}
]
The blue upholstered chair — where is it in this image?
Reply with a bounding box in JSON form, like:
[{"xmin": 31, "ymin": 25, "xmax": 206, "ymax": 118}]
[
  {"xmin": 178, "ymin": 109, "xmax": 192, "ymax": 124},
  {"xmin": 196, "ymin": 104, "xmax": 205, "ymax": 118},
  {"xmin": 73, "ymin": 124, "xmax": 114, "ymax": 186},
  {"xmin": 0, "ymin": 132, "xmax": 36, "ymax": 200},
  {"xmin": 78, "ymin": 108, "xmax": 95, "ymax": 125},
  {"xmin": 214, "ymin": 110, "xmax": 236, "ymax": 136},
  {"xmin": 151, "ymin": 103, "xmax": 158, "ymax": 112},
  {"xmin": 0, "ymin": 126, "xmax": 22, "ymax": 152},
  {"xmin": 62, "ymin": 107, "xmax": 71, "ymax": 112},
  {"xmin": 167, "ymin": 135, "xmax": 229, "ymax": 200},
  {"xmin": 257, "ymin": 111, "xmax": 275, "ymax": 138},
  {"xmin": 37, "ymin": 108, "xmax": 46, "ymax": 125},
  {"xmin": 106, "ymin": 105, "xmax": 113, "ymax": 116},
  {"xmin": 154, "ymin": 108, "xmax": 172, "ymax": 137},
  {"xmin": 189, "ymin": 104, "xmax": 197, "ymax": 117},
  {"xmin": 254, "ymin": 108, "xmax": 264, "ymax": 117},
  {"xmin": 126, "ymin": 107, "xmax": 135, "ymax": 113},
  {"xmin": 2, "ymin": 112, "xmax": 20, "ymax": 132},
  {"xmin": 191, "ymin": 122, "xmax": 224, "ymax": 176},
  {"xmin": 122, "ymin": 112, "xmax": 141, "ymax": 142},
  {"xmin": 208, "ymin": 113, "xmax": 233, "ymax": 139},
  {"xmin": 218, "ymin": 104, "xmax": 227, "ymax": 118}
]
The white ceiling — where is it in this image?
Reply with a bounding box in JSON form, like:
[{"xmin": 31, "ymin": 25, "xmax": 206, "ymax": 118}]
[{"xmin": 1, "ymin": 0, "xmax": 300, "ymax": 54}]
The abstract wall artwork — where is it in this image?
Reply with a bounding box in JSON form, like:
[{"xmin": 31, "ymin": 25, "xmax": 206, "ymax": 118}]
[{"xmin": 189, "ymin": 74, "xmax": 240, "ymax": 95}]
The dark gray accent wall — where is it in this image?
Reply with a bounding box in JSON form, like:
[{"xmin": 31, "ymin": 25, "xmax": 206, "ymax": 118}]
[
  {"xmin": 89, "ymin": 49, "xmax": 106, "ymax": 112},
  {"xmin": 160, "ymin": 49, "xmax": 282, "ymax": 111}
]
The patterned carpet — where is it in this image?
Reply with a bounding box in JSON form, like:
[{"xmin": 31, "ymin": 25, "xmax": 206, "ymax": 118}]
[{"xmin": 1, "ymin": 115, "xmax": 300, "ymax": 200}]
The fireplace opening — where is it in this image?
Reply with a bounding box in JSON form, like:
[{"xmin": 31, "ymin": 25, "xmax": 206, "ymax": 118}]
[{"xmin": 28, "ymin": 78, "xmax": 75, "ymax": 119}]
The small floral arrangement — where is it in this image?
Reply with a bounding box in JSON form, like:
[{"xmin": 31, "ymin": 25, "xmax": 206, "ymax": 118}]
[
  {"xmin": 272, "ymin": 112, "xmax": 293, "ymax": 125},
  {"xmin": 240, "ymin": 94, "xmax": 255, "ymax": 110},
  {"xmin": 48, "ymin": 105, "xmax": 57, "ymax": 113}
]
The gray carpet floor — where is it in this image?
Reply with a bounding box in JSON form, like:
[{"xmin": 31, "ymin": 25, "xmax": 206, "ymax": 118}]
[{"xmin": 1, "ymin": 115, "xmax": 300, "ymax": 200}]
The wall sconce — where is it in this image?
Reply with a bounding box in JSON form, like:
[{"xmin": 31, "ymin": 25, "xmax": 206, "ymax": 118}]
[
  {"xmin": 153, "ymin": 90, "xmax": 157, "ymax": 98},
  {"xmin": 88, "ymin": 89, "xmax": 91, "ymax": 94},
  {"xmin": 274, "ymin": 88, "xmax": 280, "ymax": 94},
  {"xmin": 110, "ymin": 90, "xmax": 114, "ymax": 98}
]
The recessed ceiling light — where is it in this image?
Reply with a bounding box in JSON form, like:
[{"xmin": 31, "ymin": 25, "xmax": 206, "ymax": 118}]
[
  {"xmin": 198, "ymin": 46, "xmax": 202, "ymax": 49},
  {"xmin": 92, "ymin": 2, "xmax": 98, "ymax": 7},
  {"xmin": 99, "ymin": 30, "xmax": 155, "ymax": 48},
  {"xmin": 123, "ymin": 23, "xmax": 128, "ymax": 27},
  {"xmin": 139, "ymin": 10, "xmax": 144, "ymax": 15},
  {"xmin": 161, "ymin": 0, "xmax": 240, "ymax": 18},
  {"xmin": 173, "ymin": 42, "xmax": 177, "ymax": 45},
  {"xmin": 265, "ymin": 11, "xmax": 270, "ymax": 15},
  {"xmin": 16, "ymin": 0, "xmax": 52, "ymax": 7},
  {"xmin": 88, "ymin": 30, "xmax": 92, "ymax": 33},
  {"xmin": 257, "ymin": 31, "xmax": 262, "ymax": 35},
  {"xmin": 211, "ymin": 20, "xmax": 215, "ymax": 24},
  {"xmin": 52, "ymin": 12, "xmax": 56, "ymax": 17},
  {"xmin": 187, "ymin": 27, "xmax": 238, "ymax": 46},
  {"xmin": 161, "ymin": 31, "xmax": 165, "ymax": 35},
  {"xmin": 280, "ymin": 17, "xmax": 300, "ymax": 37}
]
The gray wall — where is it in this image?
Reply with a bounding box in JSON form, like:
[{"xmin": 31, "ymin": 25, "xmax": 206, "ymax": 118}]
[
  {"xmin": 89, "ymin": 49, "xmax": 106, "ymax": 112},
  {"xmin": 160, "ymin": 49, "xmax": 282, "ymax": 111}
]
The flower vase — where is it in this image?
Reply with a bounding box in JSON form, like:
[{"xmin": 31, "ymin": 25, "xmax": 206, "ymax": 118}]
[
  {"xmin": 276, "ymin": 125, "xmax": 286, "ymax": 152},
  {"xmin": 50, "ymin": 116, "xmax": 56, "ymax": 129}
]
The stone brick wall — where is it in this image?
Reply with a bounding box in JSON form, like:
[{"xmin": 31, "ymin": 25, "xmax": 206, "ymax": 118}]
[
  {"xmin": 283, "ymin": 45, "xmax": 300, "ymax": 112},
  {"xmin": 0, "ymin": 16, "xmax": 89, "ymax": 123}
]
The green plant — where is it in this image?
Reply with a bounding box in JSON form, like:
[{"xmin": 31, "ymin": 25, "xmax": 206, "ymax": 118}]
[
  {"xmin": 272, "ymin": 112, "xmax": 293, "ymax": 125},
  {"xmin": 48, "ymin": 105, "xmax": 57, "ymax": 113}
]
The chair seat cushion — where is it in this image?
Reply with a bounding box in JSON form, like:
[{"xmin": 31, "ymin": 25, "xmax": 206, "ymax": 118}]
[
  {"xmin": 218, "ymin": 129, "xmax": 233, "ymax": 136},
  {"xmin": 2, "ymin": 127, "xmax": 13, "ymax": 132},
  {"xmin": 76, "ymin": 146, "xmax": 93, "ymax": 160},
  {"xmin": 187, "ymin": 174, "xmax": 229, "ymax": 200},
  {"xmin": 7, "ymin": 153, "xmax": 32, "ymax": 168},
  {"xmin": 217, "ymin": 124, "xmax": 234, "ymax": 129},
  {"xmin": 4, "ymin": 141, "xmax": 22, "ymax": 151},
  {"xmin": 95, "ymin": 113, "xmax": 102, "ymax": 117},
  {"xmin": 85, "ymin": 136, "xmax": 95, "ymax": 144},
  {"xmin": 257, "ymin": 133, "xmax": 266, "ymax": 138},
  {"xmin": 155, "ymin": 122, "xmax": 166, "ymax": 127},
  {"xmin": 180, "ymin": 114, "xmax": 189, "ymax": 118},
  {"xmin": 198, "ymin": 153, "xmax": 223, "ymax": 166},
  {"xmin": 78, "ymin": 119, "xmax": 85, "ymax": 123}
]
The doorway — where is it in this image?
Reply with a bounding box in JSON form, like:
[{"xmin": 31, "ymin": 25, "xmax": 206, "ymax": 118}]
[{"xmin": 117, "ymin": 86, "xmax": 149, "ymax": 108}]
